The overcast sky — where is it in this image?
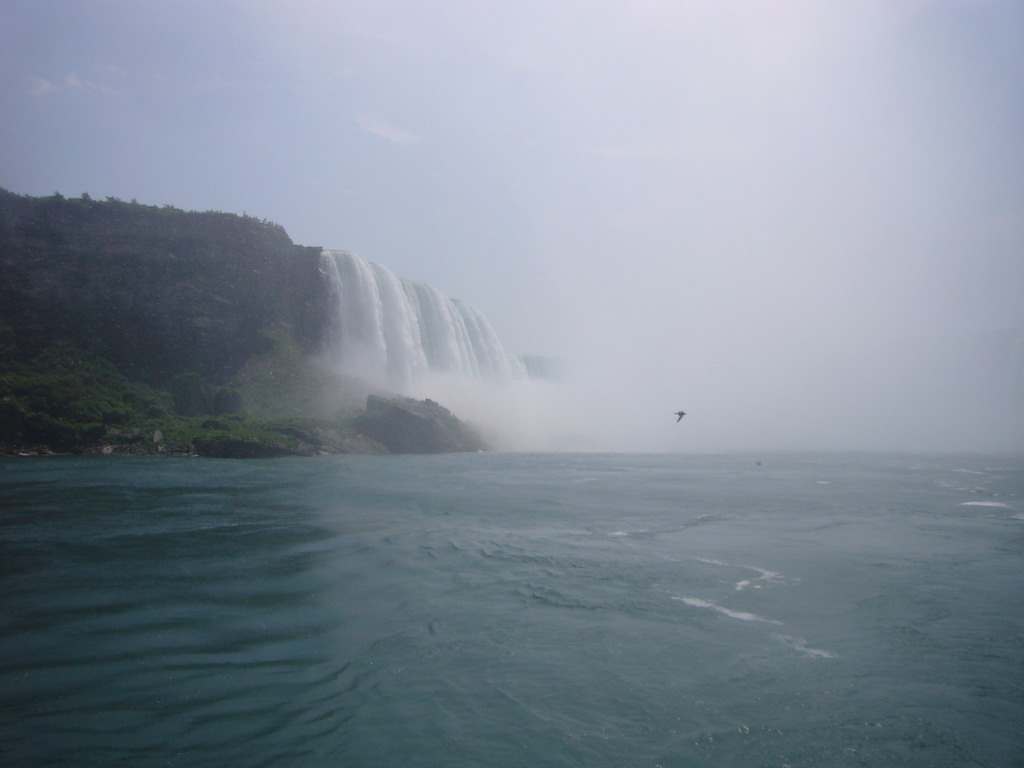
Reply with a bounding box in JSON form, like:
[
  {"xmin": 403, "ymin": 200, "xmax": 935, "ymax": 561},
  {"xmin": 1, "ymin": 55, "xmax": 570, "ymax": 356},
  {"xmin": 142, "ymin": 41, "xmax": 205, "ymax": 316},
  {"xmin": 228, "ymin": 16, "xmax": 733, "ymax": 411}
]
[{"xmin": 2, "ymin": 0, "xmax": 1023, "ymax": 450}]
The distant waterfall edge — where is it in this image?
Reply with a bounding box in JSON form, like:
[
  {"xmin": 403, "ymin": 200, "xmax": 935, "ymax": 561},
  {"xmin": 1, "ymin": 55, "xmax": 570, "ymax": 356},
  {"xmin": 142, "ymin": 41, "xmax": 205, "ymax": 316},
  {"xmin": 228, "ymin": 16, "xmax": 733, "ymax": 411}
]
[
  {"xmin": 317, "ymin": 249, "xmax": 532, "ymax": 387},
  {"xmin": 316, "ymin": 250, "xmax": 568, "ymax": 450}
]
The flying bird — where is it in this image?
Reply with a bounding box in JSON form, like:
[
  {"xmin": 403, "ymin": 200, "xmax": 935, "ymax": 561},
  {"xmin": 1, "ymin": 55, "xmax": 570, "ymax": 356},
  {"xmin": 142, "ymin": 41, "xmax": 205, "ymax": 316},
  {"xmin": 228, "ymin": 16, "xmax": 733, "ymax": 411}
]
[{"xmin": 674, "ymin": 410, "xmax": 686, "ymax": 422}]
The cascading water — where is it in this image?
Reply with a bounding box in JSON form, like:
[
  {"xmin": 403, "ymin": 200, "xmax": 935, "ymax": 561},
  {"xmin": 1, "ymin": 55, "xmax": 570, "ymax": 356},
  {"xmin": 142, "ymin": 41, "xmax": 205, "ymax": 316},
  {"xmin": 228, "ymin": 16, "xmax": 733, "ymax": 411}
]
[{"xmin": 318, "ymin": 250, "xmax": 527, "ymax": 390}]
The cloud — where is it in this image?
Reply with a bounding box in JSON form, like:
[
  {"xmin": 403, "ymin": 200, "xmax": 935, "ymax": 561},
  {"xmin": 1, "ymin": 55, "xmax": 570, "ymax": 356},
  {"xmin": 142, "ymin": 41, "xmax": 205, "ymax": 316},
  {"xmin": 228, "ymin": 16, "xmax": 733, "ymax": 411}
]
[
  {"xmin": 28, "ymin": 71, "xmax": 117, "ymax": 97},
  {"xmin": 28, "ymin": 77, "xmax": 59, "ymax": 96},
  {"xmin": 355, "ymin": 109, "xmax": 423, "ymax": 145}
]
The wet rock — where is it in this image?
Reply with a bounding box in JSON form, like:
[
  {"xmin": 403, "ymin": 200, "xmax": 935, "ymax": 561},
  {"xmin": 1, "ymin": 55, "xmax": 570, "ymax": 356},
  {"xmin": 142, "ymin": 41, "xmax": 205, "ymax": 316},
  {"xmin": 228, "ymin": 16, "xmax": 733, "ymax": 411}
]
[
  {"xmin": 353, "ymin": 395, "xmax": 486, "ymax": 454},
  {"xmin": 191, "ymin": 435, "xmax": 308, "ymax": 459}
]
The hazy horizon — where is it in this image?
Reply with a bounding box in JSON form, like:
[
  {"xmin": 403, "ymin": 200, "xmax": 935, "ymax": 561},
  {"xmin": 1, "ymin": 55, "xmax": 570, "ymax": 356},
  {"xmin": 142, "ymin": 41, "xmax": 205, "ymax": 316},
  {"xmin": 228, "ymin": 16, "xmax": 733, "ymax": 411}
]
[{"xmin": 2, "ymin": 0, "xmax": 1023, "ymax": 453}]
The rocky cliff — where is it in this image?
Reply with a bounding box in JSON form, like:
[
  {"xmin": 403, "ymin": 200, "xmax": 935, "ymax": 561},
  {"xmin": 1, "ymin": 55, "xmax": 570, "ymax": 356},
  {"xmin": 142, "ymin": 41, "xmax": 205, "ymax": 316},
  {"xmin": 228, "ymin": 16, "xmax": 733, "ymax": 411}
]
[
  {"xmin": 0, "ymin": 189, "xmax": 487, "ymax": 456},
  {"xmin": 0, "ymin": 189, "xmax": 329, "ymax": 384}
]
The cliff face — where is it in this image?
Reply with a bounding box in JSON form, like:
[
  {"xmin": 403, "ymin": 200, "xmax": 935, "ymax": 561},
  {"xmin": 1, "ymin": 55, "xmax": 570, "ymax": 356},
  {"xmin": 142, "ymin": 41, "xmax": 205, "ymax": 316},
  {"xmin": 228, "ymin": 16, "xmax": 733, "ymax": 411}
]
[
  {"xmin": 0, "ymin": 190, "xmax": 488, "ymax": 456},
  {"xmin": 0, "ymin": 189, "xmax": 329, "ymax": 385}
]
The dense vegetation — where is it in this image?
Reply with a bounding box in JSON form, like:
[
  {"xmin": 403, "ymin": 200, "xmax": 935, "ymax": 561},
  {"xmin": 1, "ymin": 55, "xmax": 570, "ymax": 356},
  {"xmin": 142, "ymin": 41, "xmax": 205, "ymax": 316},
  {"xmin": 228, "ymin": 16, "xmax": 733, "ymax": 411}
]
[{"xmin": 0, "ymin": 337, "xmax": 366, "ymax": 455}]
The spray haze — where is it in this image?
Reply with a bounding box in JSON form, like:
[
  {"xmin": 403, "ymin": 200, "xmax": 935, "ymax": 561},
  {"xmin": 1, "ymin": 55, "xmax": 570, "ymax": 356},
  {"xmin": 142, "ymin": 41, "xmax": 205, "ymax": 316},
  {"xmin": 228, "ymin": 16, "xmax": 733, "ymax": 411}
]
[{"xmin": 2, "ymin": 0, "xmax": 1022, "ymax": 452}]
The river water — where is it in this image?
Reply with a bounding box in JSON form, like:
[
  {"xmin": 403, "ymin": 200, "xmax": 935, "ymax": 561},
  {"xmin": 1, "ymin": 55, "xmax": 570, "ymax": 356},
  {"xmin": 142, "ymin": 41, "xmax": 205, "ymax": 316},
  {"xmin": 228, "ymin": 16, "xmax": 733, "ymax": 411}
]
[{"xmin": 1, "ymin": 452, "xmax": 1021, "ymax": 766}]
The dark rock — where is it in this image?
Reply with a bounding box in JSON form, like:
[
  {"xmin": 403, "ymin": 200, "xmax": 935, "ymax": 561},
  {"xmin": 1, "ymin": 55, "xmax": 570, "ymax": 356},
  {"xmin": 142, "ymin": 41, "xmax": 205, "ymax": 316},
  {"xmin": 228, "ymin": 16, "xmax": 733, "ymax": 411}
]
[
  {"xmin": 268, "ymin": 424, "xmax": 389, "ymax": 455},
  {"xmin": 353, "ymin": 395, "xmax": 486, "ymax": 454},
  {"xmin": 192, "ymin": 435, "xmax": 309, "ymax": 459}
]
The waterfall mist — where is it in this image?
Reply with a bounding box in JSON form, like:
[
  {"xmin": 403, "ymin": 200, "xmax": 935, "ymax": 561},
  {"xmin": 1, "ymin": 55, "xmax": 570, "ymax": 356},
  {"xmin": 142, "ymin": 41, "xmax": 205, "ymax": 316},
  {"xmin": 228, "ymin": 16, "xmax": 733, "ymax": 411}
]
[
  {"xmin": 297, "ymin": 1, "xmax": 1023, "ymax": 455},
  {"xmin": 525, "ymin": 241, "xmax": 1024, "ymax": 455},
  {"xmin": 318, "ymin": 250, "xmax": 555, "ymax": 449},
  {"xmin": 318, "ymin": 249, "xmax": 1024, "ymax": 455},
  {"xmin": 546, "ymin": 324, "xmax": 1024, "ymax": 455}
]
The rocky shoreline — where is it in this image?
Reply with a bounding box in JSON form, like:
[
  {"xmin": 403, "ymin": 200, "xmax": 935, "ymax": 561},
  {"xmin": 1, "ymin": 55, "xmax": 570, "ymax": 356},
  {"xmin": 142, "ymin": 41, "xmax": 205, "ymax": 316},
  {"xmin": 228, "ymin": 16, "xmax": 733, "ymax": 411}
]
[{"xmin": 1, "ymin": 394, "xmax": 487, "ymax": 459}]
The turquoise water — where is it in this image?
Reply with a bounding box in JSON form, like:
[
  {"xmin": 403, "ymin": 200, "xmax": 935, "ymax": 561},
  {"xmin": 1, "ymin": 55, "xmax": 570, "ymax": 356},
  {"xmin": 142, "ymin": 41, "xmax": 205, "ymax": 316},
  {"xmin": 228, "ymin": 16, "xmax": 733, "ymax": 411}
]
[{"xmin": 1, "ymin": 452, "xmax": 1022, "ymax": 767}]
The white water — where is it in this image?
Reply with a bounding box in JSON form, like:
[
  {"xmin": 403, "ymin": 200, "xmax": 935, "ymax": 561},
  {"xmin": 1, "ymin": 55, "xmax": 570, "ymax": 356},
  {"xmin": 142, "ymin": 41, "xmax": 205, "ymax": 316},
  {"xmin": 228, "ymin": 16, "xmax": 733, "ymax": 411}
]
[{"xmin": 319, "ymin": 250, "xmax": 526, "ymax": 389}]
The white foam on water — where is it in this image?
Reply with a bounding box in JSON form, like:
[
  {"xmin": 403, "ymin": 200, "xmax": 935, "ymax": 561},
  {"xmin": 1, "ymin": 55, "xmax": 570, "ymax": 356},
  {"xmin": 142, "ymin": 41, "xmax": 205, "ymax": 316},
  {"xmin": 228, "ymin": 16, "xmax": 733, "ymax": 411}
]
[
  {"xmin": 735, "ymin": 566, "xmax": 784, "ymax": 591},
  {"xmin": 673, "ymin": 596, "xmax": 783, "ymax": 625},
  {"xmin": 695, "ymin": 557, "xmax": 729, "ymax": 566},
  {"xmin": 960, "ymin": 501, "xmax": 1011, "ymax": 508},
  {"xmin": 773, "ymin": 634, "xmax": 836, "ymax": 659},
  {"xmin": 694, "ymin": 558, "xmax": 787, "ymax": 591}
]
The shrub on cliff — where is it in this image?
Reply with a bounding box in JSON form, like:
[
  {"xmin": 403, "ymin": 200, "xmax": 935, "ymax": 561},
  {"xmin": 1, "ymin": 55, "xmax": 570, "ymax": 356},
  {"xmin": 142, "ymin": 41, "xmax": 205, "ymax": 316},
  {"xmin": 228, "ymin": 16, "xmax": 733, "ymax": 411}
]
[{"xmin": 0, "ymin": 342, "xmax": 172, "ymax": 453}]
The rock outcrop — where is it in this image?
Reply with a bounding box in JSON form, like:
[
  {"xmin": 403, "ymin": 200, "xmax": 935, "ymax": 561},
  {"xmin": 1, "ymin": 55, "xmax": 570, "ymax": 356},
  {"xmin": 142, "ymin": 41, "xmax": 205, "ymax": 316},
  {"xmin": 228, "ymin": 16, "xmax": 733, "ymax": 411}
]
[{"xmin": 353, "ymin": 395, "xmax": 486, "ymax": 454}]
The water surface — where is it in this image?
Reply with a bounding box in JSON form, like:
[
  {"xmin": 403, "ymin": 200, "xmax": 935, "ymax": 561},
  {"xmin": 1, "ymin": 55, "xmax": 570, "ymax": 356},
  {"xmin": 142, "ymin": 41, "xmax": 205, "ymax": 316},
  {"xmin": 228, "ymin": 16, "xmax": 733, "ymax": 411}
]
[{"xmin": 1, "ymin": 452, "xmax": 1022, "ymax": 766}]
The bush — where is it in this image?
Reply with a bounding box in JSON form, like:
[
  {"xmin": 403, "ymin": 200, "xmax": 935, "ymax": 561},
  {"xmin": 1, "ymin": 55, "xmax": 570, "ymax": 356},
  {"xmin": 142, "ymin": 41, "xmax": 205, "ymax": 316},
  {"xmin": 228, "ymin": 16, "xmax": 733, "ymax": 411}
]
[
  {"xmin": 171, "ymin": 373, "xmax": 213, "ymax": 415},
  {"xmin": 0, "ymin": 343, "xmax": 172, "ymax": 452},
  {"xmin": 213, "ymin": 387, "xmax": 242, "ymax": 414}
]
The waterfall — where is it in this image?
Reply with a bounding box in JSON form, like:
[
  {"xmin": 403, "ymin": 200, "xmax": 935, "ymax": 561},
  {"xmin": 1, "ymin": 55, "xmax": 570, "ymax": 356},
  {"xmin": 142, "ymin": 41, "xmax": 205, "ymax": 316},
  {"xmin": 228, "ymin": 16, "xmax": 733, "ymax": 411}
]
[{"xmin": 319, "ymin": 250, "xmax": 526, "ymax": 388}]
